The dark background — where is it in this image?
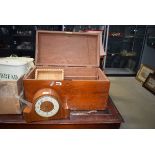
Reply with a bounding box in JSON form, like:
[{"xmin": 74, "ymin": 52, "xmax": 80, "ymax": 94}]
[{"xmin": 0, "ymin": 25, "xmax": 155, "ymax": 73}]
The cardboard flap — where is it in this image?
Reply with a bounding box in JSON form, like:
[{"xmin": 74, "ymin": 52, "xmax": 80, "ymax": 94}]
[{"xmin": 35, "ymin": 31, "xmax": 100, "ymax": 67}]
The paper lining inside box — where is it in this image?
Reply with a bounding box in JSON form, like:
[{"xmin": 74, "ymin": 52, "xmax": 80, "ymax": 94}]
[{"xmin": 35, "ymin": 31, "xmax": 100, "ymax": 67}]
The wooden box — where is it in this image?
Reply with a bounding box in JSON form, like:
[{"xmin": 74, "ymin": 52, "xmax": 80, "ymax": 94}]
[
  {"xmin": 0, "ymin": 77, "xmax": 23, "ymax": 114},
  {"xmin": 23, "ymin": 31, "xmax": 110, "ymax": 122}
]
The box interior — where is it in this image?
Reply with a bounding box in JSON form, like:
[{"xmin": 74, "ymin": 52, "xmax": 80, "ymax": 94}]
[{"xmin": 26, "ymin": 67, "xmax": 107, "ymax": 81}]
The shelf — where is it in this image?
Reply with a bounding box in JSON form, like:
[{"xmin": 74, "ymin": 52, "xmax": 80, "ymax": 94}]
[
  {"xmin": 109, "ymin": 36, "xmax": 123, "ymax": 39},
  {"xmin": 0, "ymin": 34, "xmax": 10, "ymax": 38},
  {"xmin": 124, "ymin": 36, "xmax": 134, "ymax": 38},
  {"xmin": 148, "ymin": 36, "xmax": 155, "ymax": 39},
  {"xmin": 107, "ymin": 52, "xmax": 136, "ymax": 57},
  {"xmin": 104, "ymin": 68, "xmax": 136, "ymax": 75},
  {"xmin": 13, "ymin": 34, "xmax": 33, "ymax": 37},
  {"xmin": 14, "ymin": 49, "xmax": 34, "ymax": 51},
  {"xmin": 108, "ymin": 54, "xmax": 136, "ymax": 57},
  {"xmin": 0, "ymin": 48, "xmax": 10, "ymax": 50},
  {"xmin": 109, "ymin": 35, "xmax": 145, "ymax": 39}
]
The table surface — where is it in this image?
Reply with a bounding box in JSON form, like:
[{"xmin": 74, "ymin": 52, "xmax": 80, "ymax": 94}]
[{"xmin": 0, "ymin": 97, "xmax": 123, "ymax": 129}]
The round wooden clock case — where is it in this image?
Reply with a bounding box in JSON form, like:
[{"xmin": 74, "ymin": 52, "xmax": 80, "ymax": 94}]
[{"xmin": 23, "ymin": 88, "xmax": 69, "ymax": 123}]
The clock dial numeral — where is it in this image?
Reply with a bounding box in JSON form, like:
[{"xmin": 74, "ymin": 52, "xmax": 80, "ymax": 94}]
[{"xmin": 35, "ymin": 96, "xmax": 59, "ymax": 118}]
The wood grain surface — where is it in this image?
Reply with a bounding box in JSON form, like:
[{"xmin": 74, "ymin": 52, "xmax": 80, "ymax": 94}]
[
  {"xmin": 35, "ymin": 31, "xmax": 100, "ymax": 67},
  {"xmin": 24, "ymin": 67, "xmax": 110, "ymax": 111},
  {"xmin": 23, "ymin": 88, "xmax": 69, "ymax": 123},
  {"xmin": 0, "ymin": 97, "xmax": 124, "ymax": 129},
  {"xmin": 23, "ymin": 30, "xmax": 110, "ymax": 123}
]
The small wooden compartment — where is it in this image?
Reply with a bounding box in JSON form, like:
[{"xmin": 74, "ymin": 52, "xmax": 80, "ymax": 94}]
[{"xmin": 35, "ymin": 69, "xmax": 64, "ymax": 80}]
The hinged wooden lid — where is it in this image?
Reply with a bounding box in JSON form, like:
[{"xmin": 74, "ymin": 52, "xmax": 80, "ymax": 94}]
[{"xmin": 35, "ymin": 31, "xmax": 100, "ymax": 67}]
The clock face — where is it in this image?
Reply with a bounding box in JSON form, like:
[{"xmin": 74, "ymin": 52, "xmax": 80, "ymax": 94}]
[{"xmin": 35, "ymin": 96, "xmax": 59, "ymax": 118}]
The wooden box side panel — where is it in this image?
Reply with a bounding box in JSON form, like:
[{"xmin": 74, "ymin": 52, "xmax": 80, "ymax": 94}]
[
  {"xmin": 97, "ymin": 68, "xmax": 110, "ymax": 81},
  {"xmin": 24, "ymin": 66, "xmax": 110, "ymax": 110},
  {"xmin": 24, "ymin": 67, "xmax": 36, "ymax": 79},
  {"xmin": 64, "ymin": 80, "xmax": 110, "ymax": 110},
  {"xmin": 24, "ymin": 79, "xmax": 110, "ymax": 110}
]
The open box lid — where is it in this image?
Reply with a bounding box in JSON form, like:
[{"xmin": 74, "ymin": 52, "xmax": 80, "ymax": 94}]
[{"xmin": 35, "ymin": 31, "xmax": 100, "ymax": 67}]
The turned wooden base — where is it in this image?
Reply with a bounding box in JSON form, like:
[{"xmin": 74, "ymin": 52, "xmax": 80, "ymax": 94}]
[{"xmin": 0, "ymin": 97, "xmax": 123, "ymax": 129}]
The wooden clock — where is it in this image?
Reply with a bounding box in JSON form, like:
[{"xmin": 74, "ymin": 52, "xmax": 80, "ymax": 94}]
[{"xmin": 23, "ymin": 88, "xmax": 69, "ymax": 123}]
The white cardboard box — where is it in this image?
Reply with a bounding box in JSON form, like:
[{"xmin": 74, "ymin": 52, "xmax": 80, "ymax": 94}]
[
  {"xmin": 0, "ymin": 57, "xmax": 34, "ymax": 80},
  {"xmin": 0, "ymin": 77, "xmax": 23, "ymax": 114},
  {"xmin": 0, "ymin": 57, "xmax": 34, "ymax": 114}
]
